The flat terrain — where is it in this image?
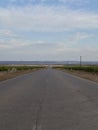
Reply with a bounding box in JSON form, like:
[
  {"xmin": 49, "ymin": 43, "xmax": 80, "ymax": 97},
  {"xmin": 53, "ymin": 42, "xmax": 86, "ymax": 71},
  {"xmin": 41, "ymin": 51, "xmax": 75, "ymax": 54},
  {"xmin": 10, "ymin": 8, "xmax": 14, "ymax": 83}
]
[
  {"xmin": 0, "ymin": 68, "xmax": 98, "ymax": 130},
  {"xmin": 60, "ymin": 69, "xmax": 98, "ymax": 82},
  {"xmin": 0, "ymin": 68, "xmax": 41, "ymax": 81}
]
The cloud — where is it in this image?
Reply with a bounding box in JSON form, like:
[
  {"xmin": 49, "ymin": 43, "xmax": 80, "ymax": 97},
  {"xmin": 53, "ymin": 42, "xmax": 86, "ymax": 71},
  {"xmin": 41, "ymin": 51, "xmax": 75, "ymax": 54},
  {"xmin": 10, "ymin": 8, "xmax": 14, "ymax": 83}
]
[
  {"xmin": 0, "ymin": 36, "xmax": 98, "ymax": 61},
  {"xmin": 66, "ymin": 32, "xmax": 93, "ymax": 44},
  {"xmin": 0, "ymin": 38, "xmax": 31, "ymax": 49},
  {"xmin": 8, "ymin": 0, "xmax": 88, "ymax": 4},
  {"xmin": 58, "ymin": 0, "xmax": 88, "ymax": 4},
  {"xmin": 0, "ymin": 29, "xmax": 18, "ymax": 38},
  {"xmin": 0, "ymin": 5, "xmax": 98, "ymax": 32},
  {"xmin": 0, "ymin": 2, "xmax": 98, "ymax": 61}
]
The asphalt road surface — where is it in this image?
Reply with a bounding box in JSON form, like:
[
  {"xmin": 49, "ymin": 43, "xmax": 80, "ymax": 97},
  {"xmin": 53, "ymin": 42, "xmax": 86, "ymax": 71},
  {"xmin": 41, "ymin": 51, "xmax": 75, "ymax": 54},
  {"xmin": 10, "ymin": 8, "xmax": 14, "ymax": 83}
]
[{"xmin": 0, "ymin": 68, "xmax": 98, "ymax": 130}]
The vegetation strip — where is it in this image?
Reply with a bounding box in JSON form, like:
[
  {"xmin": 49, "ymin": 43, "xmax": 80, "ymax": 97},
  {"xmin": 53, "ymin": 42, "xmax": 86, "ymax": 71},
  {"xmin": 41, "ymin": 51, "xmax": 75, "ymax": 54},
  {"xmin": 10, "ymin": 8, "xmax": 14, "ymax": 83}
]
[
  {"xmin": 54, "ymin": 65, "xmax": 98, "ymax": 73},
  {"xmin": 0, "ymin": 66, "xmax": 44, "ymax": 72}
]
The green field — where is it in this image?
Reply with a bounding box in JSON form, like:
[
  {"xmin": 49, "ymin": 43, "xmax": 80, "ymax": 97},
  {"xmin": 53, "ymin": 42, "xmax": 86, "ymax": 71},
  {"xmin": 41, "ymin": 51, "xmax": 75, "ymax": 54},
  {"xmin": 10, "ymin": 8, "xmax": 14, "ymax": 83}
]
[
  {"xmin": 0, "ymin": 66, "xmax": 44, "ymax": 72},
  {"xmin": 54, "ymin": 65, "xmax": 98, "ymax": 73}
]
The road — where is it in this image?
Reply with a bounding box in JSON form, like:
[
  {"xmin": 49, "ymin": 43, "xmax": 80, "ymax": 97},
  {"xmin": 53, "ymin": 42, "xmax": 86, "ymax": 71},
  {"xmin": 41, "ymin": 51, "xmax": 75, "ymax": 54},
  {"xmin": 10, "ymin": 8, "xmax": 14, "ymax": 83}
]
[{"xmin": 0, "ymin": 68, "xmax": 98, "ymax": 130}]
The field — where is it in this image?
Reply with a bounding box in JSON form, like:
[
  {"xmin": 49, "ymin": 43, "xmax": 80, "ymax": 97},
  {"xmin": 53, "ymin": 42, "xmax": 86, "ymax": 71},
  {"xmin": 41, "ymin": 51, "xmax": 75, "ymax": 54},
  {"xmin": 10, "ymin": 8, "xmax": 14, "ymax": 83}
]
[
  {"xmin": 0, "ymin": 65, "xmax": 44, "ymax": 72},
  {"xmin": 55, "ymin": 65, "xmax": 98, "ymax": 73}
]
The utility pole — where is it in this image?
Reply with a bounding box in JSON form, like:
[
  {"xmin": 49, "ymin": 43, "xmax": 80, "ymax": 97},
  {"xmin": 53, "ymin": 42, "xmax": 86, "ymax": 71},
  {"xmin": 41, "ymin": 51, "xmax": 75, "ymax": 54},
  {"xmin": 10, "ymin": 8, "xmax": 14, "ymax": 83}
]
[{"xmin": 80, "ymin": 56, "xmax": 82, "ymax": 67}]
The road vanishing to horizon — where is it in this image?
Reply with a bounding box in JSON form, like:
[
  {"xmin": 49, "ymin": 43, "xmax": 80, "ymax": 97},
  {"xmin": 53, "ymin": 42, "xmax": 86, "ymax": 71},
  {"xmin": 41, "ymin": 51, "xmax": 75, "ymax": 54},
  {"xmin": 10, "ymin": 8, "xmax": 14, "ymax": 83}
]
[{"xmin": 0, "ymin": 68, "xmax": 98, "ymax": 130}]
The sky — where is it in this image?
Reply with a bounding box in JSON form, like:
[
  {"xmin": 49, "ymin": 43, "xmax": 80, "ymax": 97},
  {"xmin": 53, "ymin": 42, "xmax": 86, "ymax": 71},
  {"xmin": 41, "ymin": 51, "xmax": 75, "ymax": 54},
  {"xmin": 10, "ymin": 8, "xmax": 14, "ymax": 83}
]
[{"xmin": 0, "ymin": 0, "xmax": 98, "ymax": 61}]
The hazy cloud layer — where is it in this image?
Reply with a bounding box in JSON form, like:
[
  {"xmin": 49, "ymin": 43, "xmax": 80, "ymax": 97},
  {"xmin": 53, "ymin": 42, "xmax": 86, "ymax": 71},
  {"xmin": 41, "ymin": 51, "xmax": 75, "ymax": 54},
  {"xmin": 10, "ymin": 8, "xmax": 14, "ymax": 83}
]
[
  {"xmin": 0, "ymin": 6, "xmax": 98, "ymax": 32},
  {"xmin": 0, "ymin": 38, "xmax": 98, "ymax": 61},
  {"xmin": 0, "ymin": 0, "xmax": 98, "ymax": 61}
]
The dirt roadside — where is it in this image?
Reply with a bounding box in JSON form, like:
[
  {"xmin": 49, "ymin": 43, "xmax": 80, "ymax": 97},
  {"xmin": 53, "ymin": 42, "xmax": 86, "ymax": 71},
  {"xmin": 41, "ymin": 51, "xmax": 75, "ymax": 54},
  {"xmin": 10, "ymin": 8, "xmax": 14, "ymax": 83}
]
[
  {"xmin": 59, "ymin": 69, "xmax": 98, "ymax": 83},
  {"xmin": 0, "ymin": 69, "xmax": 39, "ymax": 82}
]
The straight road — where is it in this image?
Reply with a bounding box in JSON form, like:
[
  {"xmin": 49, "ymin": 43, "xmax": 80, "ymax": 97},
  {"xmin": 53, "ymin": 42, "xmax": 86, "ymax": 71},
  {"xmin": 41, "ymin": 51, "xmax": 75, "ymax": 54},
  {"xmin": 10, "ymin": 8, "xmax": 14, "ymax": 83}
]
[{"xmin": 0, "ymin": 68, "xmax": 98, "ymax": 130}]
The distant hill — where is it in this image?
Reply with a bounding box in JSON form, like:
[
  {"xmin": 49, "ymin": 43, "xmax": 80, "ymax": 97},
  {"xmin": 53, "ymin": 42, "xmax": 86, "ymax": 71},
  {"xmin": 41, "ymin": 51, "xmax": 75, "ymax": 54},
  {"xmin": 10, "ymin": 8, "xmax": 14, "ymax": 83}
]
[{"xmin": 0, "ymin": 61, "xmax": 98, "ymax": 65}]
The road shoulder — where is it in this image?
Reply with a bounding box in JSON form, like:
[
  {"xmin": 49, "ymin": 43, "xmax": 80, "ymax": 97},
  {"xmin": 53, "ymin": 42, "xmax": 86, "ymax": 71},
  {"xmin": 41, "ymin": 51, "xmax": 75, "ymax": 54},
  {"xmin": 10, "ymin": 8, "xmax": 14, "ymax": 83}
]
[{"xmin": 57, "ymin": 68, "xmax": 98, "ymax": 83}]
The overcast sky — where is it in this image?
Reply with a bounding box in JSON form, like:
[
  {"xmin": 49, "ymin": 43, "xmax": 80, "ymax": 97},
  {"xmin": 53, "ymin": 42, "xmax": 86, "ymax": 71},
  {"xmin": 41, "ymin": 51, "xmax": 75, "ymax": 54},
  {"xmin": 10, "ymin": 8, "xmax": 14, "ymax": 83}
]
[{"xmin": 0, "ymin": 0, "xmax": 98, "ymax": 61}]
